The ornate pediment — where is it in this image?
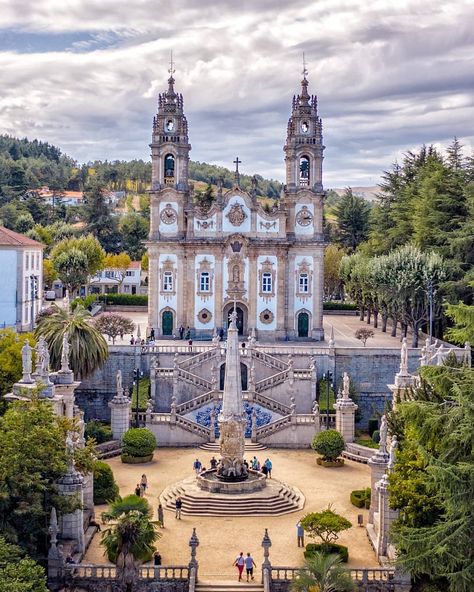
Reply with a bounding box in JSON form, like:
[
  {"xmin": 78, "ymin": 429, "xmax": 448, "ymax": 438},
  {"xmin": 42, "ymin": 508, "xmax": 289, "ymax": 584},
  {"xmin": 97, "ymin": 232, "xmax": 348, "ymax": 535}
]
[{"xmin": 226, "ymin": 202, "xmax": 247, "ymax": 227}]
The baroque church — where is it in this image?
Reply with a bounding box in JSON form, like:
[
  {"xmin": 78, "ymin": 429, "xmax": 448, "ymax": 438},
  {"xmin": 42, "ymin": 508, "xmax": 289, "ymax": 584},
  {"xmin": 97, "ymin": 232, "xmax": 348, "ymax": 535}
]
[{"xmin": 147, "ymin": 66, "xmax": 325, "ymax": 341}]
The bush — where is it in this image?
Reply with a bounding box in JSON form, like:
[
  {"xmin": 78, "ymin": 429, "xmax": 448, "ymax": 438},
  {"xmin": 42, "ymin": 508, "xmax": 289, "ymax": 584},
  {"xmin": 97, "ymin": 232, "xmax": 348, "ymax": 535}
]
[
  {"xmin": 99, "ymin": 294, "xmax": 148, "ymax": 306},
  {"xmin": 93, "ymin": 461, "xmax": 119, "ymax": 504},
  {"xmin": 304, "ymin": 543, "xmax": 349, "ymax": 563},
  {"xmin": 72, "ymin": 294, "xmax": 98, "ymax": 311},
  {"xmin": 122, "ymin": 428, "xmax": 156, "ymax": 458},
  {"xmin": 350, "ymin": 488, "xmax": 371, "ymax": 509},
  {"xmin": 312, "ymin": 430, "xmax": 345, "ymax": 462},
  {"xmin": 368, "ymin": 418, "xmax": 379, "ymax": 437},
  {"xmin": 371, "ymin": 429, "xmax": 380, "ymax": 443},
  {"xmin": 85, "ymin": 420, "xmax": 113, "ymax": 444},
  {"xmin": 323, "ymin": 301, "xmax": 357, "ymax": 311}
]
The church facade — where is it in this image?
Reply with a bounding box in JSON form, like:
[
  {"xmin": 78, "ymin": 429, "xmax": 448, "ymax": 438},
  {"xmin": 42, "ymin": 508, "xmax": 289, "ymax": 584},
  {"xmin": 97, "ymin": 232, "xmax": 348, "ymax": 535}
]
[{"xmin": 147, "ymin": 70, "xmax": 326, "ymax": 341}]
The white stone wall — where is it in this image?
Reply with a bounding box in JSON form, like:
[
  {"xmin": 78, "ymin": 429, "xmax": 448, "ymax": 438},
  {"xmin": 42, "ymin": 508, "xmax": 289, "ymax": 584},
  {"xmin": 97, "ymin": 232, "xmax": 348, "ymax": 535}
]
[
  {"xmin": 0, "ymin": 249, "xmax": 17, "ymax": 327},
  {"xmin": 158, "ymin": 253, "xmax": 178, "ymax": 319},
  {"xmin": 256, "ymin": 214, "xmax": 279, "ymax": 234},
  {"xmin": 293, "ymin": 255, "xmax": 314, "ymax": 330}
]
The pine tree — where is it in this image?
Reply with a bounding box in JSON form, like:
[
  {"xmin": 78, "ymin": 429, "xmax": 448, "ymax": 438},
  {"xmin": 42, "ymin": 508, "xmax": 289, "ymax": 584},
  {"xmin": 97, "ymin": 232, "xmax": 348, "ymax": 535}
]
[
  {"xmin": 333, "ymin": 188, "xmax": 370, "ymax": 251},
  {"xmin": 83, "ymin": 180, "xmax": 121, "ymax": 252}
]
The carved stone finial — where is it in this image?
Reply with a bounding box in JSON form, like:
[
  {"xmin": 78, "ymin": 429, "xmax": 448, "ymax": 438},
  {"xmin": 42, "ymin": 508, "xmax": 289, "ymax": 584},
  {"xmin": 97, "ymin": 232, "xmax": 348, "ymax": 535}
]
[
  {"xmin": 328, "ymin": 325, "xmax": 335, "ymax": 348},
  {"xmin": 189, "ymin": 527, "xmax": 200, "ymax": 567},
  {"xmin": 262, "ymin": 528, "xmax": 272, "ymax": 567},
  {"xmin": 49, "ymin": 507, "xmax": 58, "ymax": 546}
]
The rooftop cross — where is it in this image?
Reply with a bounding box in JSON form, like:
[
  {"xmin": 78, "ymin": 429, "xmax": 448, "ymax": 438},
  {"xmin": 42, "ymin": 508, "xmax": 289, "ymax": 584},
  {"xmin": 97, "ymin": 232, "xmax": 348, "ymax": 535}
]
[
  {"xmin": 302, "ymin": 52, "xmax": 308, "ymax": 79},
  {"xmin": 233, "ymin": 156, "xmax": 242, "ymax": 174},
  {"xmin": 168, "ymin": 50, "xmax": 175, "ymax": 77}
]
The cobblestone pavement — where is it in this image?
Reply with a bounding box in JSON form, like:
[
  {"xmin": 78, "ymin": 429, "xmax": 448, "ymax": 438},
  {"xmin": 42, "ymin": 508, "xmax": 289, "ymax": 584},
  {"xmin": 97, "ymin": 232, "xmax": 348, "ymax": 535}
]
[
  {"xmin": 107, "ymin": 312, "xmax": 411, "ymax": 349},
  {"xmin": 84, "ymin": 447, "xmax": 378, "ymax": 580}
]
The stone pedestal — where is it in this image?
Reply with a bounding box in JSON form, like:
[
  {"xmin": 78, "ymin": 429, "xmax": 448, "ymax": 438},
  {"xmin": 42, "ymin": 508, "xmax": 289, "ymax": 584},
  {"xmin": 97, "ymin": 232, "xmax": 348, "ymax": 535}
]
[
  {"xmin": 373, "ymin": 473, "xmax": 398, "ymax": 560},
  {"xmin": 56, "ymin": 465, "xmax": 85, "ymax": 554},
  {"xmin": 109, "ymin": 391, "xmax": 131, "ymax": 441},
  {"xmin": 82, "ymin": 472, "xmax": 95, "ymax": 523},
  {"xmin": 367, "ymin": 448, "xmax": 389, "ymax": 523},
  {"xmin": 334, "ymin": 396, "xmax": 357, "ymax": 443}
]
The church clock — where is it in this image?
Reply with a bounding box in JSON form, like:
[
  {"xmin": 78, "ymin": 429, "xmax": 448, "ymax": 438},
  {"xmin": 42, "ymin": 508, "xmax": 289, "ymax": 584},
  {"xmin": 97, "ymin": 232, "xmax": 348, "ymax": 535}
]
[
  {"xmin": 296, "ymin": 206, "xmax": 313, "ymax": 227},
  {"xmin": 301, "ymin": 121, "xmax": 309, "ymax": 133},
  {"xmin": 165, "ymin": 119, "xmax": 175, "ymax": 132},
  {"xmin": 160, "ymin": 205, "xmax": 178, "ymax": 224}
]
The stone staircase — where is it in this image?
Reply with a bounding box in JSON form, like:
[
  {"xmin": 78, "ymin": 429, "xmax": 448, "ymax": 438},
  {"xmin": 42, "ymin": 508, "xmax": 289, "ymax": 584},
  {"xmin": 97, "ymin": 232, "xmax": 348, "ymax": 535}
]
[
  {"xmin": 160, "ymin": 477, "xmax": 304, "ymax": 516},
  {"xmin": 200, "ymin": 439, "xmax": 267, "ymax": 452},
  {"xmin": 196, "ymin": 582, "xmax": 263, "ymax": 592},
  {"xmin": 180, "ymin": 347, "xmax": 219, "ymax": 371},
  {"xmin": 95, "ymin": 440, "xmax": 122, "ymax": 459}
]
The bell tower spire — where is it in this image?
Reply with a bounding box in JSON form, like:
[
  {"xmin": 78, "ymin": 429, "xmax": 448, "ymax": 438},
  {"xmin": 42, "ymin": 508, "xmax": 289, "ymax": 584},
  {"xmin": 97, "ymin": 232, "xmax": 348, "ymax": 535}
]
[
  {"xmin": 150, "ymin": 55, "xmax": 191, "ymax": 191},
  {"xmin": 283, "ymin": 57, "xmax": 324, "ymax": 192}
]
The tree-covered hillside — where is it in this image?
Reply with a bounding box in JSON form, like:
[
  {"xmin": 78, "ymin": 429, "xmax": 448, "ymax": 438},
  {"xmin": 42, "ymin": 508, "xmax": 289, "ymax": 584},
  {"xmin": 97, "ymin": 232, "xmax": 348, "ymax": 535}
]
[{"xmin": 0, "ymin": 135, "xmax": 281, "ymax": 201}]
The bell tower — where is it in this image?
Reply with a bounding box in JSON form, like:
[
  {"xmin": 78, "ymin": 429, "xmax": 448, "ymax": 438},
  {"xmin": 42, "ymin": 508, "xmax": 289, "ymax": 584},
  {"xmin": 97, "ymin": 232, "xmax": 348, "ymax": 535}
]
[
  {"xmin": 284, "ymin": 61, "xmax": 324, "ymax": 192},
  {"xmin": 150, "ymin": 56, "xmax": 191, "ymax": 191}
]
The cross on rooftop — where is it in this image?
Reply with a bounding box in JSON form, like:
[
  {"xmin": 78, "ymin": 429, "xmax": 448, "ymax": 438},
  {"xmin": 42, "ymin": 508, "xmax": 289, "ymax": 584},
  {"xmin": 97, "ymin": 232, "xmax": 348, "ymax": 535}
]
[
  {"xmin": 233, "ymin": 156, "xmax": 242, "ymax": 173},
  {"xmin": 302, "ymin": 52, "xmax": 308, "ymax": 79},
  {"xmin": 168, "ymin": 50, "xmax": 175, "ymax": 76}
]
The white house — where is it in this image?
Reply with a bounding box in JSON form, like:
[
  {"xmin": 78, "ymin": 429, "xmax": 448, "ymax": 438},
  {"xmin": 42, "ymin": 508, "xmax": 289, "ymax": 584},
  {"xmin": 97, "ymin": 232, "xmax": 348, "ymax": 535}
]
[
  {"xmin": 0, "ymin": 226, "xmax": 44, "ymax": 331},
  {"xmin": 86, "ymin": 261, "xmax": 142, "ymax": 295}
]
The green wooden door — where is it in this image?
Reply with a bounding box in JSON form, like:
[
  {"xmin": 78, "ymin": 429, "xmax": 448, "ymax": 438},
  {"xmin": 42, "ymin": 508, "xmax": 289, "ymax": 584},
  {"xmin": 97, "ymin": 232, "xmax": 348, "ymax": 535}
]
[
  {"xmin": 162, "ymin": 311, "xmax": 173, "ymax": 336},
  {"xmin": 298, "ymin": 312, "xmax": 309, "ymax": 337}
]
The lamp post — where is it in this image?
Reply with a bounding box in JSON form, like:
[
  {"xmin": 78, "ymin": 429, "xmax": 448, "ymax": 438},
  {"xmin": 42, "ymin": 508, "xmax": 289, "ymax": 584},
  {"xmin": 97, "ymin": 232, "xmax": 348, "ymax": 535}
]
[
  {"xmin": 325, "ymin": 370, "xmax": 333, "ymax": 429},
  {"xmin": 133, "ymin": 368, "xmax": 143, "ymax": 427}
]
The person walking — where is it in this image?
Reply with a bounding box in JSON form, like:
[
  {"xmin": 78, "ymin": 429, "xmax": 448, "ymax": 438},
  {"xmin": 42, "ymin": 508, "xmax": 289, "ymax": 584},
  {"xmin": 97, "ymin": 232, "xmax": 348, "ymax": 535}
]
[
  {"xmin": 175, "ymin": 497, "xmax": 182, "ymax": 520},
  {"xmin": 140, "ymin": 474, "xmax": 148, "ymax": 494},
  {"xmin": 210, "ymin": 456, "xmax": 217, "ymax": 469},
  {"xmin": 150, "ymin": 328, "xmax": 155, "ymax": 341},
  {"xmin": 179, "ymin": 325, "xmax": 184, "ymax": 340},
  {"xmin": 188, "ymin": 338, "xmax": 193, "ymax": 352},
  {"xmin": 251, "ymin": 456, "xmax": 258, "ymax": 470},
  {"xmin": 135, "ymin": 483, "xmax": 141, "ymax": 497},
  {"xmin": 158, "ymin": 503, "xmax": 164, "ymax": 527},
  {"xmin": 296, "ymin": 521, "xmax": 305, "ymax": 547},
  {"xmin": 233, "ymin": 552, "xmax": 245, "ymax": 582},
  {"xmin": 264, "ymin": 458, "xmax": 272, "ymax": 478},
  {"xmin": 153, "ymin": 550, "xmax": 162, "ymax": 566},
  {"xmin": 244, "ymin": 553, "xmax": 256, "ymax": 581},
  {"xmin": 193, "ymin": 458, "xmax": 202, "ymax": 475},
  {"xmin": 261, "ymin": 464, "xmax": 268, "ymax": 477}
]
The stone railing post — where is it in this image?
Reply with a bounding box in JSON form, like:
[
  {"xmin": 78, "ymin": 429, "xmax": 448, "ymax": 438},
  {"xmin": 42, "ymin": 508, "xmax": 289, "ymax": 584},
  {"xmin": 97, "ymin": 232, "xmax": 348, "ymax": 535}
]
[
  {"xmin": 261, "ymin": 528, "xmax": 272, "ymax": 569},
  {"xmin": 108, "ymin": 389, "xmax": 131, "ymax": 442},
  {"xmin": 47, "ymin": 507, "xmax": 64, "ymax": 584},
  {"xmin": 56, "ymin": 462, "xmax": 85, "ymax": 554},
  {"xmin": 188, "ymin": 528, "xmax": 200, "ymax": 578},
  {"xmin": 334, "ymin": 373, "xmax": 357, "ymax": 443}
]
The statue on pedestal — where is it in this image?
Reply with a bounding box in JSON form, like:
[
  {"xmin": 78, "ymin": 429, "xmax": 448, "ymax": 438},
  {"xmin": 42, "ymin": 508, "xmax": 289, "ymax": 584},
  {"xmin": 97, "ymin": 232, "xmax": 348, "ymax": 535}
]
[
  {"xmin": 21, "ymin": 341, "xmax": 33, "ymax": 383},
  {"xmin": 60, "ymin": 333, "xmax": 71, "ymax": 372},
  {"xmin": 116, "ymin": 370, "xmax": 123, "ymax": 395},
  {"xmin": 379, "ymin": 415, "xmax": 388, "ymax": 454},
  {"xmin": 388, "ymin": 435, "xmax": 398, "ymax": 470},
  {"xmin": 400, "ymin": 338, "xmax": 408, "ymax": 375},
  {"xmin": 342, "ymin": 372, "xmax": 350, "ymax": 398}
]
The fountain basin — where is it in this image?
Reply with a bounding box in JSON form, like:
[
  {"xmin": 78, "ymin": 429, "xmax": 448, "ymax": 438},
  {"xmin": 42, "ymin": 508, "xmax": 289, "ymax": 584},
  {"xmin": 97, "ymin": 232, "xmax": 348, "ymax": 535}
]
[{"xmin": 197, "ymin": 469, "xmax": 267, "ymax": 494}]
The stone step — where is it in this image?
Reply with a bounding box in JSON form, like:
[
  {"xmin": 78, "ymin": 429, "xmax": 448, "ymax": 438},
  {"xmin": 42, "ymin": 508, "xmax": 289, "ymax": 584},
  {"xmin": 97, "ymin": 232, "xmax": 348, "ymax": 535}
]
[
  {"xmin": 342, "ymin": 450, "xmax": 369, "ymax": 464},
  {"xmin": 196, "ymin": 584, "xmax": 263, "ymax": 591}
]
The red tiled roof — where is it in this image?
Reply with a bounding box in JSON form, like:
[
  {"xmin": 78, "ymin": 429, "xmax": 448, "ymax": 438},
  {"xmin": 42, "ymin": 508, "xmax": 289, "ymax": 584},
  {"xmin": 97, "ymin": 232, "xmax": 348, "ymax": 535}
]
[
  {"xmin": 0, "ymin": 226, "xmax": 44, "ymax": 248},
  {"xmin": 129, "ymin": 261, "xmax": 141, "ymax": 269}
]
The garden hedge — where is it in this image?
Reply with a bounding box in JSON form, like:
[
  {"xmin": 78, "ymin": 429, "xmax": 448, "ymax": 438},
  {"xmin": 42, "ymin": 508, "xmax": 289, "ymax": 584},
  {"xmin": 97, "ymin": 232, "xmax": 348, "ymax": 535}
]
[
  {"xmin": 350, "ymin": 488, "xmax": 371, "ymax": 509},
  {"xmin": 323, "ymin": 301, "xmax": 358, "ymax": 311},
  {"xmin": 304, "ymin": 543, "xmax": 349, "ymax": 563},
  {"xmin": 85, "ymin": 420, "xmax": 113, "ymax": 444},
  {"xmin": 99, "ymin": 294, "xmax": 148, "ymax": 306},
  {"xmin": 368, "ymin": 418, "xmax": 379, "ymax": 437},
  {"xmin": 121, "ymin": 428, "xmax": 156, "ymax": 461},
  {"xmin": 93, "ymin": 461, "xmax": 119, "ymax": 504}
]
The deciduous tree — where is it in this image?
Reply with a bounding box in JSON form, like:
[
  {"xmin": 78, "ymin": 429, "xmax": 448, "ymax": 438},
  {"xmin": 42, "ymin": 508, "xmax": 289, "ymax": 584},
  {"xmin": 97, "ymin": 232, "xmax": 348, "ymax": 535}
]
[{"xmin": 95, "ymin": 313, "xmax": 135, "ymax": 344}]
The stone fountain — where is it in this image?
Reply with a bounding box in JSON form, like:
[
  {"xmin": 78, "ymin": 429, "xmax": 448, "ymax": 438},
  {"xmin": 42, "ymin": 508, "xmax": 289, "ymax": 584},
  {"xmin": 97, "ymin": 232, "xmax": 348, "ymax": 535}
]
[{"xmin": 197, "ymin": 309, "xmax": 266, "ymax": 493}]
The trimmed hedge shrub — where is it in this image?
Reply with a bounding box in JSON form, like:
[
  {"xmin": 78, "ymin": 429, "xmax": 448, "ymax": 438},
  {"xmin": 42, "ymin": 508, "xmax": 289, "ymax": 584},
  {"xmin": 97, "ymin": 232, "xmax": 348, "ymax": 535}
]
[
  {"xmin": 99, "ymin": 294, "xmax": 148, "ymax": 306},
  {"xmin": 304, "ymin": 543, "xmax": 349, "ymax": 563},
  {"xmin": 350, "ymin": 488, "xmax": 371, "ymax": 509},
  {"xmin": 72, "ymin": 294, "xmax": 98, "ymax": 311},
  {"xmin": 122, "ymin": 428, "xmax": 156, "ymax": 459},
  {"xmin": 93, "ymin": 461, "xmax": 119, "ymax": 504},
  {"xmin": 371, "ymin": 429, "xmax": 380, "ymax": 443},
  {"xmin": 368, "ymin": 418, "xmax": 379, "ymax": 437},
  {"xmin": 312, "ymin": 429, "xmax": 345, "ymax": 462},
  {"xmin": 85, "ymin": 420, "xmax": 113, "ymax": 444},
  {"xmin": 323, "ymin": 301, "xmax": 358, "ymax": 311}
]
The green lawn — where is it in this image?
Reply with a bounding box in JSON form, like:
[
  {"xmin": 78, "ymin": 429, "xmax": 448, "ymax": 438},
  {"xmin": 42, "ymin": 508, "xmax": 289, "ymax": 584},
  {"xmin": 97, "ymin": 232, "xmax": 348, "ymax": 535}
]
[
  {"xmin": 355, "ymin": 437, "xmax": 379, "ymax": 449},
  {"xmin": 129, "ymin": 377, "xmax": 150, "ymax": 412}
]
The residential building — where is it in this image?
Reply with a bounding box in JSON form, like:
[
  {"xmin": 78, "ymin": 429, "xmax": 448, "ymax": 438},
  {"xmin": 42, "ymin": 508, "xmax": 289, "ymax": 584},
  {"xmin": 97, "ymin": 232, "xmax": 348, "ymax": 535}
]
[
  {"xmin": 0, "ymin": 226, "xmax": 44, "ymax": 331},
  {"xmin": 86, "ymin": 261, "xmax": 142, "ymax": 295}
]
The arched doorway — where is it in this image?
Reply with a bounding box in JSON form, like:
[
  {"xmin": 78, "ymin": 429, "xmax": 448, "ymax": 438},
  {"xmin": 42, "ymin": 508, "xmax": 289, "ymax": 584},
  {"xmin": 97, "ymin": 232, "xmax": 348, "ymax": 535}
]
[
  {"xmin": 223, "ymin": 302, "xmax": 247, "ymax": 336},
  {"xmin": 297, "ymin": 311, "xmax": 309, "ymax": 338},
  {"xmin": 162, "ymin": 310, "xmax": 174, "ymax": 336},
  {"xmin": 219, "ymin": 363, "xmax": 248, "ymax": 391}
]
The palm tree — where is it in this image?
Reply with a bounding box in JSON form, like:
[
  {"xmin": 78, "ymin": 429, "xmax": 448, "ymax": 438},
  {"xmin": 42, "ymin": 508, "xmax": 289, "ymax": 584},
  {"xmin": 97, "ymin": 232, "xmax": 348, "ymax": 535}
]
[
  {"xmin": 291, "ymin": 553, "xmax": 355, "ymax": 592},
  {"xmin": 35, "ymin": 304, "xmax": 108, "ymax": 378},
  {"xmin": 101, "ymin": 495, "xmax": 160, "ymax": 582}
]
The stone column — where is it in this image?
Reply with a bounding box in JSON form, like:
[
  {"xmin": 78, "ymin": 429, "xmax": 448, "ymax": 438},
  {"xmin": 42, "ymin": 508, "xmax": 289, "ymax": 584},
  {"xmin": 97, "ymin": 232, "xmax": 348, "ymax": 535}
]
[
  {"xmin": 108, "ymin": 386, "xmax": 131, "ymax": 442},
  {"xmin": 367, "ymin": 415, "xmax": 389, "ymax": 525},
  {"xmin": 334, "ymin": 372, "xmax": 357, "ymax": 443},
  {"xmin": 47, "ymin": 508, "xmax": 64, "ymax": 583},
  {"xmin": 57, "ymin": 463, "xmax": 85, "ymax": 554},
  {"xmin": 188, "ymin": 528, "xmax": 200, "ymax": 571},
  {"xmin": 375, "ymin": 472, "xmax": 398, "ymax": 560}
]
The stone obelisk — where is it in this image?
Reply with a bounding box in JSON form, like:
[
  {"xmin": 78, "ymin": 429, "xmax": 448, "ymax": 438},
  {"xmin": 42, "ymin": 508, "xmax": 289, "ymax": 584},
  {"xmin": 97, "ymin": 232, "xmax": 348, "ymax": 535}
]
[{"xmin": 217, "ymin": 309, "xmax": 248, "ymax": 481}]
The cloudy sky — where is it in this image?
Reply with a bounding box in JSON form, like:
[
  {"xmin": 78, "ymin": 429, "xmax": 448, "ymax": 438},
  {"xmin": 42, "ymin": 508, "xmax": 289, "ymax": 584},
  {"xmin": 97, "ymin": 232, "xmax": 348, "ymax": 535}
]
[{"xmin": 0, "ymin": 0, "xmax": 473, "ymax": 187}]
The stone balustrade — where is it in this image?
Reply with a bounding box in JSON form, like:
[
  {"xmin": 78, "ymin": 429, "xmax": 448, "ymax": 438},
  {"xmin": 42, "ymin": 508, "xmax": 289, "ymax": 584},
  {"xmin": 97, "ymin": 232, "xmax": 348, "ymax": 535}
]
[
  {"xmin": 256, "ymin": 415, "xmax": 293, "ymax": 438},
  {"xmin": 179, "ymin": 348, "xmax": 219, "ymax": 371},
  {"xmin": 255, "ymin": 370, "xmax": 289, "ymax": 393},
  {"xmin": 178, "ymin": 368, "xmax": 212, "ymax": 390},
  {"xmin": 252, "ymin": 349, "xmax": 289, "ymax": 371},
  {"xmin": 175, "ymin": 390, "xmax": 217, "ymax": 414},
  {"xmin": 252, "ymin": 391, "xmax": 291, "ymax": 415}
]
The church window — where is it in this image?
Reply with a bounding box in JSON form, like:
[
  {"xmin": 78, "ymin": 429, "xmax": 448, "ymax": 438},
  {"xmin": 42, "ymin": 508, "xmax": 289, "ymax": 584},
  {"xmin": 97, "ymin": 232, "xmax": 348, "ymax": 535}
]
[
  {"xmin": 299, "ymin": 155, "xmax": 310, "ymax": 186},
  {"xmin": 200, "ymin": 272, "xmax": 210, "ymax": 292},
  {"xmin": 164, "ymin": 154, "xmax": 175, "ymax": 183},
  {"xmin": 262, "ymin": 272, "xmax": 272, "ymax": 293},
  {"xmin": 299, "ymin": 273, "xmax": 309, "ymax": 293},
  {"xmin": 163, "ymin": 271, "xmax": 173, "ymax": 292}
]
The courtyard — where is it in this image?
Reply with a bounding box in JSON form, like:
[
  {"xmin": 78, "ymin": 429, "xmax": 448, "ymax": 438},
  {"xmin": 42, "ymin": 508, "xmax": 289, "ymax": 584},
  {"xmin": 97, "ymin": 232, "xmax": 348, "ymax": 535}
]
[{"xmin": 84, "ymin": 447, "xmax": 378, "ymax": 580}]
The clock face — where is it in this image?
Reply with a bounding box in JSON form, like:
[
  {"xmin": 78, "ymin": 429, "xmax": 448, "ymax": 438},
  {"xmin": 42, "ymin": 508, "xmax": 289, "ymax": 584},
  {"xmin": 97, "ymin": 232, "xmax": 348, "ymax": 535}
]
[
  {"xmin": 296, "ymin": 207, "xmax": 313, "ymax": 227},
  {"xmin": 160, "ymin": 205, "xmax": 177, "ymax": 225},
  {"xmin": 165, "ymin": 119, "xmax": 174, "ymax": 132},
  {"xmin": 301, "ymin": 121, "xmax": 309, "ymax": 133}
]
